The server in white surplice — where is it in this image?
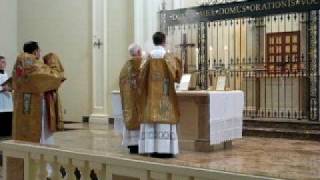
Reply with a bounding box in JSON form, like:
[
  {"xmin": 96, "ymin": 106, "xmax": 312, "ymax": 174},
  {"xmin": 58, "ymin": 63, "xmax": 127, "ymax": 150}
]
[{"xmin": 0, "ymin": 56, "xmax": 13, "ymax": 137}]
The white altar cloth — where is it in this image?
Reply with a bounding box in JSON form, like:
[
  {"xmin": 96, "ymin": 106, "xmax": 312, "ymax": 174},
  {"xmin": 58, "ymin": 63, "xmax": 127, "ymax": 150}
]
[
  {"xmin": 111, "ymin": 92, "xmax": 124, "ymax": 135},
  {"xmin": 209, "ymin": 91, "xmax": 244, "ymax": 145},
  {"xmin": 111, "ymin": 91, "xmax": 140, "ymax": 146},
  {"xmin": 112, "ymin": 90, "xmax": 244, "ymax": 146}
]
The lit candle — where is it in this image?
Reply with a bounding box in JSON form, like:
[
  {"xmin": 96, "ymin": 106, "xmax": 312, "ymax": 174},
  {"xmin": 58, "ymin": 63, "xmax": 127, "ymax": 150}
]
[
  {"xmin": 195, "ymin": 48, "xmax": 199, "ymax": 70},
  {"xmin": 160, "ymin": 0, "xmax": 166, "ymax": 10},
  {"xmin": 224, "ymin": 46, "xmax": 228, "ymax": 66},
  {"xmin": 209, "ymin": 46, "xmax": 213, "ymax": 69}
]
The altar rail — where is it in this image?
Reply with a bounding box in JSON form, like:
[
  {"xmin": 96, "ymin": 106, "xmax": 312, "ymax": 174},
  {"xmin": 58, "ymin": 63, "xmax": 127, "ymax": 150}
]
[{"xmin": 0, "ymin": 140, "xmax": 278, "ymax": 180}]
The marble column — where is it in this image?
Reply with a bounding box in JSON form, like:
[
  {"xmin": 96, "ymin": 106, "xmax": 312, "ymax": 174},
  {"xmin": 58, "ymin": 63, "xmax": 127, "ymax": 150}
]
[
  {"xmin": 90, "ymin": 0, "xmax": 109, "ymax": 124},
  {"xmin": 133, "ymin": 0, "xmax": 144, "ymax": 45}
]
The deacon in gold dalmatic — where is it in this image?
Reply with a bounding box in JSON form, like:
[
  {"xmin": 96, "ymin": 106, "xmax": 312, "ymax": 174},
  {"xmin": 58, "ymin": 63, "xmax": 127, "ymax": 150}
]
[{"xmin": 119, "ymin": 57, "xmax": 142, "ymax": 130}]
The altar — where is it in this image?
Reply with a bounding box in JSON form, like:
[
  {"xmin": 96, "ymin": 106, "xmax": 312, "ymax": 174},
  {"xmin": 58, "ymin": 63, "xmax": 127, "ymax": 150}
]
[{"xmin": 112, "ymin": 90, "xmax": 244, "ymax": 152}]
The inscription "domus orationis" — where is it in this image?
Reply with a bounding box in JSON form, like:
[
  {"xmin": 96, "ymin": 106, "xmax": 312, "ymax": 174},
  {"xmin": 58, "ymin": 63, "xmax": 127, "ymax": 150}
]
[{"xmin": 163, "ymin": 0, "xmax": 320, "ymax": 25}]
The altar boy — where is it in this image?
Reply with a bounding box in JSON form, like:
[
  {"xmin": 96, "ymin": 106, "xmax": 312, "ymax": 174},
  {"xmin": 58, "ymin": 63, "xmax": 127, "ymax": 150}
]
[{"xmin": 0, "ymin": 56, "xmax": 13, "ymax": 137}]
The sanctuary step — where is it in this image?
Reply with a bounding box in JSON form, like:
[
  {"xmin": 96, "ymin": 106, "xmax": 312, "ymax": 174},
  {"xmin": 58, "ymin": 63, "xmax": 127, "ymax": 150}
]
[
  {"xmin": 63, "ymin": 121, "xmax": 86, "ymax": 131},
  {"xmin": 63, "ymin": 120, "xmax": 81, "ymax": 124},
  {"xmin": 244, "ymin": 119, "xmax": 320, "ymax": 141}
]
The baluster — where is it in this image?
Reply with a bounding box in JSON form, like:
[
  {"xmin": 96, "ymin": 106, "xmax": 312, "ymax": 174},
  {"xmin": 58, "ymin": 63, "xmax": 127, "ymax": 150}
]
[
  {"xmin": 73, "ymin": 159, "xmax": 86, "ymax": 180},
  {"xmin": 172, "ymin": 174, "xmax": 191, "ymax": 180},
  {"xmin": 39, "ymin": 155, "xmax": 47, "ymax": 180},
  {"xmin": 52, "ymin": 161, "xmax": 62, "ymax": 180},
  {"xmin": 106, "ymin": 165, "xmax": 113, "ymax": 180},
  {"xmin": 83, "ymin": 163, "xmax": 90, "ymax": 179},
  {"xmin": 44, "ymin": 155, "xmax": 61, "ymax": 180},
  {"xmin": 89, "ymin": 162, "xmax": 105, "ymax": 180},
  {"xmin": 66, "ymin": 160, "xmax": 74, "ymax": 180},
  {"xmin": 31, "ymin": 153, "xmax": 46, "ymax": 179},
  {"xmin": 30, "ymin": 153, "xmax": 41, "ymax": 180},
  {"xmin": 57, "ymin": 157, "xmax": 73, "ymax": 180}
]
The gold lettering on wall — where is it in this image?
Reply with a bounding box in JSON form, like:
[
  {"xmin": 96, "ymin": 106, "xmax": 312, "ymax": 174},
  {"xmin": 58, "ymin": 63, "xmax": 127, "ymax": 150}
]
[
  {"xmin": 197, "ymin": 0, "xmax": 320, "ymax": 17},
  {"xmin": 169, "ymin": 0, "xmax": 320, "ymax": 24}
]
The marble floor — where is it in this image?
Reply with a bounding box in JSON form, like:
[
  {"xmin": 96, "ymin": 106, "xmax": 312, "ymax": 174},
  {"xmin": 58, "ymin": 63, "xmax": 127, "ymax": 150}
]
[
  {"xmin": 49, "ymin": 123, "xmax": 320, "ymax": 180},
  {"xmin": 0, "ymin": 123, "xmax": 317, "ymax": 180}
]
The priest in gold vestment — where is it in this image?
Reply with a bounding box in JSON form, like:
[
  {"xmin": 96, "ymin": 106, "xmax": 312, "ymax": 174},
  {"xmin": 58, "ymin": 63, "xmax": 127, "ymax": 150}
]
[
  {"xmin": 139, "ymin": 32, "xmax": 182, "ymax": 158},
  {"xmin": 12, "ymin": 42, "xmax": 65, "ymax": 143},
  {"xmin": 119, "ymin": 43, "xmax": 142, "ymax": 154}
]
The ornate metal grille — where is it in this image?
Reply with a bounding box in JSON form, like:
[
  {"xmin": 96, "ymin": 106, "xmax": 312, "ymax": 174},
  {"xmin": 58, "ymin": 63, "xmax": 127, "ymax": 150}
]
[{"xmin": 160, "ymin": 0, "xmax": 320, "ymax": 121}]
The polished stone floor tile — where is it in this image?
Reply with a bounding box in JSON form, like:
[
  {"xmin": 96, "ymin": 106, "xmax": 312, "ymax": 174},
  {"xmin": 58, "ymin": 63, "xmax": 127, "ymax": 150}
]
[{"xmin": 49, "ymin": 123, "xmax": 320, "ymax": 180}]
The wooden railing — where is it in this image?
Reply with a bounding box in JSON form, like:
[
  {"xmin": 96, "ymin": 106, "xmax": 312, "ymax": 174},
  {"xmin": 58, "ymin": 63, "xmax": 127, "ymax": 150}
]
[{"xmin": 0, "ymin": 140, "xmax": 279, "ymax": 180}]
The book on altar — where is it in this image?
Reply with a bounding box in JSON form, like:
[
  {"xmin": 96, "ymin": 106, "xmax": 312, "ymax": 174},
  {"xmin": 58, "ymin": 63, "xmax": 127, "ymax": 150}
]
[
  {"xmin": 216, "ymin": 76, "xmax": 226, "ymax": 91},
  {"xmin": 177, "ymin": 74, "xmax": 191, "ymax": 91}
]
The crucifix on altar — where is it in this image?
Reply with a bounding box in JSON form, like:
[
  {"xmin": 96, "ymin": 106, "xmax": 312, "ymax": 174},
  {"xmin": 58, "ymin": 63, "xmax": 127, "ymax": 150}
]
[{"xmin": 178, "ymin": 33, "xmax": 195, "ymax": 74}]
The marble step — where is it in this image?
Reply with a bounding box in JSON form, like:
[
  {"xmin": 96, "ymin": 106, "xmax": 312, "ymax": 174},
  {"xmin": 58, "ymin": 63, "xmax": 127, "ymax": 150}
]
[
  {"xmin": 243, "ymin": 127, "xmax": 320, "ymax": 141},
  {"xmin": 244, "ymin": 119, "xmax": 320, "ymax": 130}
]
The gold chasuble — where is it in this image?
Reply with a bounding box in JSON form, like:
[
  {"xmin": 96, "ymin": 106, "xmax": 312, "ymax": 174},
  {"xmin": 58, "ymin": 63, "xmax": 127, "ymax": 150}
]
[
  {"xmin": 43, "ymin": 53, "xmax": 65, "ymax": 132},
  {"xmin": 12, "ymin": 53, "xmax": 64, "ymax": 142},
  {"xmin": 119, "ymin": 58, "xmax": 142, "ymax": 130},
  {"xmin": 140, "ymin": 54, "xmax": 182, "ymax": 124}
]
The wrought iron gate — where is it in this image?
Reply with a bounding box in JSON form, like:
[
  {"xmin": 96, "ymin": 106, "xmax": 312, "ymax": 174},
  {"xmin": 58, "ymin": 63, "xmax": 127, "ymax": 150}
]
[{"xmin": 160, "ymin": 0, "xmax": 320, "ymax": 121}]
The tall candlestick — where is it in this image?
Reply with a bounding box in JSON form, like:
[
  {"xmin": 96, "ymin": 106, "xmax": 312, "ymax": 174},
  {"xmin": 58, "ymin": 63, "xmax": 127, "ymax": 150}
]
[
  {"xmin": 209, "ymin": 46, "xmax": 213, "ymax": 69},
  {"xmin": 195, "ymin": 48, "xmax": 199, "ymax": 71},
  {"xmin": 224, "ymin": 45, "xmax": 228, "ymax": 66},
  {"xmin": 161, "ymin": 0, "xmax": 166, "ymax": 10}
]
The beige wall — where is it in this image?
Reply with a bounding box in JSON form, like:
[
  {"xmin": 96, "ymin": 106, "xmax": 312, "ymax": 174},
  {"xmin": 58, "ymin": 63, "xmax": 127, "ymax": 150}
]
[
  {"xmin": 182, "ymin": 0, "xmax": 199, "ymax": 8},
  {"xmin": 107, "ymin": 0, "xmax": 134, "ymax": 115},
  {"xmin": 17, "ymin": 0, "xmax": 134, "ymax": 120},
  {"xmin": 0, "ymin": 0, "xmax": 18, "ymax": 71},
  {"xmin": 18, "ymin": 0, "xmax": 92, "ymax": 121}
]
